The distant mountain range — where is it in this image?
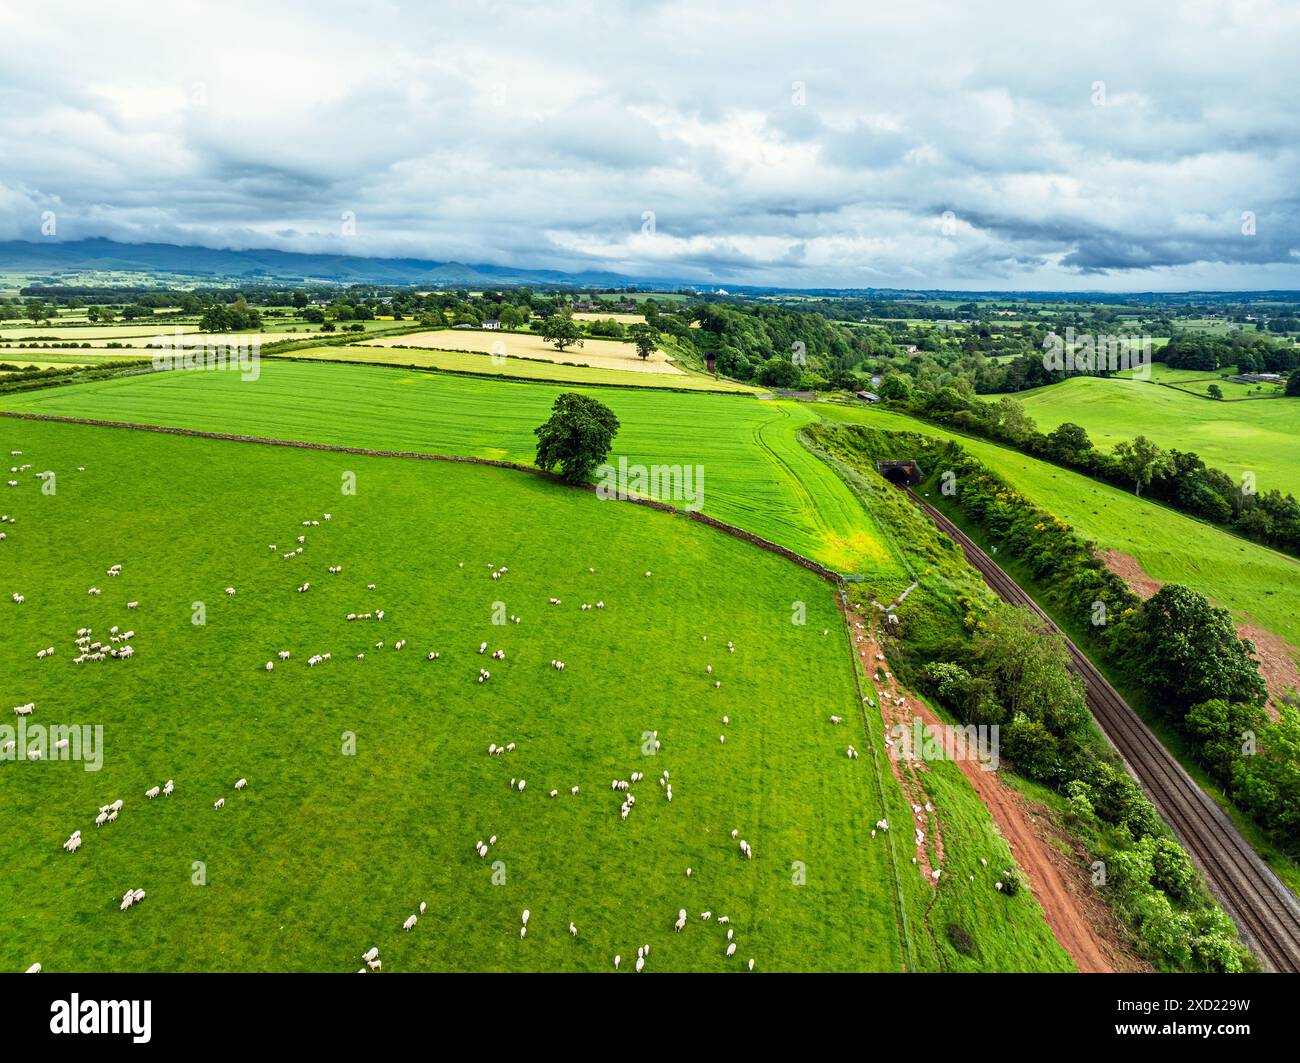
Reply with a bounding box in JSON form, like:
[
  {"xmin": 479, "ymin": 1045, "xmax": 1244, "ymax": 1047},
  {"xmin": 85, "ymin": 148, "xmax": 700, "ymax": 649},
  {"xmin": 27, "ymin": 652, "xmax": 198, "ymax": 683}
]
[
  {"xmin": 0, "ymin": 238, "xmax": 680, "ymax": 289},
  {"xmin": 2, "ymin": 239, "xmax": 1296, "ymax": 301}
]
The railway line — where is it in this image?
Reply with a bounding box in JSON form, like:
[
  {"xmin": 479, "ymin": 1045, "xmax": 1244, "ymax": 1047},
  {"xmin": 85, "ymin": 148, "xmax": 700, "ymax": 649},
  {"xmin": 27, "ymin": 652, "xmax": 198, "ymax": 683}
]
[{"xmin": 906, "ymin": 487, "xmax": 1300, "ymax": 973}]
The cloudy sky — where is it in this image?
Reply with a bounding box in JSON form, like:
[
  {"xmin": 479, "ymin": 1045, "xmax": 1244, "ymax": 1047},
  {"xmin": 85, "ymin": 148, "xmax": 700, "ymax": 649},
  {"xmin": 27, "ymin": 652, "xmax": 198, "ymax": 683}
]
[{"xmin": 2, "ymin": 0, "xmax": 1298, "ymax": 290}]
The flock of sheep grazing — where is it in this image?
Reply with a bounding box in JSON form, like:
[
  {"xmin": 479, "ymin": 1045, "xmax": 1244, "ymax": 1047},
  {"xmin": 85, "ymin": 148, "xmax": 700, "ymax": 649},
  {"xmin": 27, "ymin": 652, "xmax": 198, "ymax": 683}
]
[{"xmin": 5, "ymin": 463, "xmax": 925, "ymax": 975}]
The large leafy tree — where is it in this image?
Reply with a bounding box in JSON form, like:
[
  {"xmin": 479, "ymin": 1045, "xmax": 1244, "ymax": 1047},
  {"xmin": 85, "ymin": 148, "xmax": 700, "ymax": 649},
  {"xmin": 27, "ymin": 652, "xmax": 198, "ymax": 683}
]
[
  {"xmin": 878, "ymin": 373, "xmax": 911, "ymax": 400},
  {"xmin": 757, "ymin": 357, "xmax": 802, "ymax": 388},
  {"xmin": 964, "ymin": 606, "xmax": 1090, "ymax": 738},
  {"xmin": 541, "ymin": 314, "xmax": 584, "ymax": 352},
  {"xmin": 1044, "ymin": 421, "xmax": 1092, "ymax": 463},
  {"xmin": 1113, "ymin": 434, "xmax": 1172, "ymax": 497},
  {"xmin": 1123, "ymin": 584, "xmax": 1267, "ymax": 712},
  {"xmin": 534, "ymin": 393, "xmax": 620, "ymax": 483},
  {"xmin": 628, "ymin": 323, "xmax": 659, "ymax": 361}
]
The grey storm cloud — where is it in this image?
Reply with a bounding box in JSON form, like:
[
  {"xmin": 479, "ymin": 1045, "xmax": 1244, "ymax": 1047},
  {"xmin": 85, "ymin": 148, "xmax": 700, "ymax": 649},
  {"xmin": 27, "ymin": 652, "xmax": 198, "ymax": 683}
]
[{"xmin": 0, "ymin": 0, "xmax": 1298, "ymax": 289}]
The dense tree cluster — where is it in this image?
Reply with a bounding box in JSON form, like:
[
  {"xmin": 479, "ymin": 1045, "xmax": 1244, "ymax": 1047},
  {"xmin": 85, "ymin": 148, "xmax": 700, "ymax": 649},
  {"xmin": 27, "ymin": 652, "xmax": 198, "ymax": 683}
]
[
  {"xmin": 876, "ymin": 429, "xmax": 1300, "ymax": 862},
  {"xmin": 894, "ymin": 390, "xmax": 1300, "ymax": 558}
]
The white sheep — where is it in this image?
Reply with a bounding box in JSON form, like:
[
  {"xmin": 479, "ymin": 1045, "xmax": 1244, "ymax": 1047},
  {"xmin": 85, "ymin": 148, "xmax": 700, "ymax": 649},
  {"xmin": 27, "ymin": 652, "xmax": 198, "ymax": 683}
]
[
  {"xmin": 213, "ymin": 798, "xmax": 225, "ymax": 810},
  {"xmin": 403, "ymin": 914, "xmax": 418, "ymax": 931}
]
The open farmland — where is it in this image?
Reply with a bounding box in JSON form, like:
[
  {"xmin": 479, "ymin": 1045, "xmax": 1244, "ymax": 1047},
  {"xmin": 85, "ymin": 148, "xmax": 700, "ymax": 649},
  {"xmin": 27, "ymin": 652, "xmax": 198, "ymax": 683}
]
[
  {"xmin": 0, "ymin": 417, "xmax": 1069, "ymax": 972},
  {"xmin": 816, "ymin": 402, "xmax": 1300, "ymax": 652},
  {"xmin": 365, "ymin": 328, "xmax": 683, "ymax": 375},
  {"xmin": 0, "ymin": 418, "xmax": 886, "ymax": 971},
  {"xmin": 572, "ymin": 311, "xmax": 647, "ymax": 324},
  {"xmin": 1014, "ymin": 376, "xmax": 1300, "ymax": 497},
  {"xmin": 277, "ymin": 344, "xmax": 756, "ymax": 392},
  {"xmin": 1114, "ymin": 362, "xmax": 1239, "ymax": 384},
  {"xmin": 0, "ymin": 325, "xmax": 200, "ymax": 342},
  {"xmin": 0, "ymin": 361, "xmax": 904, "ymax": 585}
]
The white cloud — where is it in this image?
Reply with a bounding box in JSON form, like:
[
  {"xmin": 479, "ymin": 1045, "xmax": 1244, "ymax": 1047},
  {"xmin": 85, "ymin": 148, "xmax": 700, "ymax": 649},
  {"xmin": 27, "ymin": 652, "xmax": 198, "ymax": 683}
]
[{"xmin": 0, "ymin": 0, "xmax": 1297, "ymax": 289}]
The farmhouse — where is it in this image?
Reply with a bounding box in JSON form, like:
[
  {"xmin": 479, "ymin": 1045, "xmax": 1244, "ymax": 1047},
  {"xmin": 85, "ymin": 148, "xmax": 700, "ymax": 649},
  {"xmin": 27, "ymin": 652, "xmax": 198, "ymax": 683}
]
[{"xmin": 482, "ymin": 319, "xmax": 502, "ymax": 330}]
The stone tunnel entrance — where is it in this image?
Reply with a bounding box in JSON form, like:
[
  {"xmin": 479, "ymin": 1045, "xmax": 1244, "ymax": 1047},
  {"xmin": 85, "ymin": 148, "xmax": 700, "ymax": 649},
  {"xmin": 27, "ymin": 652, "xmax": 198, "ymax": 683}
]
[{"xmin": 875, "ymin": 460, "xmax": 923, "ymax": 486}]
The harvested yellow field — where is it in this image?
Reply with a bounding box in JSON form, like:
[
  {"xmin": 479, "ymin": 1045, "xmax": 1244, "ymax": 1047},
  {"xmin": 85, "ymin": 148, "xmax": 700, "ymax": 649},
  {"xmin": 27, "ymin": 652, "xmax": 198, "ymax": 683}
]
[
  {"xmin": 364, "ymin": 328, "xmax": 683, "ymax": 374},
  {"xmin": 146, "ymin": 331, "xmax": 324, "ymax": 348},
  {"xmin": 280, "ymin": 344, "xmax": 757, "ymax": 391},
  {"xmin": 0, "ymin": 329, "xmax": 323, "ymax": 348},
  {"xmin": 0, "ymin": 350, "xmax": 135, "ymax": 363},
  {"xmin": 0, "ymin": 324, "xmax": 198, "ymax": 341},
  {"xmin": 0, "ymin": 361, "xmax": 100, "ymax": 374}
]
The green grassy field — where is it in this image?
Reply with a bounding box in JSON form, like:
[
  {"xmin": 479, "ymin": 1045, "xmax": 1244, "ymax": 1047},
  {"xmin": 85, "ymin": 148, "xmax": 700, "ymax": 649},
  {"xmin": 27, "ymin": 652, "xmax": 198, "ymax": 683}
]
[
  {"xmin": 814, "ymin": 403, "xmax": 1300, "ymax": 651},
  {"xmin": 0, "ymin": 362, "xmax": 902, "ymax": 585},
  {"xmin": 0, "ymin": 418, "xmax": 895, "ymax": 972},
  {"xmin": 1113, "ymin": 362, "xmax": 1237, "ymax": 383},
  {"xmin": 1014, "ymin": 376, "xmax": 1300, "ymax": 497},
  {"xmin": 0, "ymin": 418, "xmax": 1070, "ymax": 972},
  {"xmin": 278, "ymin": 344, "xmax": 757, "ymax": 392}
]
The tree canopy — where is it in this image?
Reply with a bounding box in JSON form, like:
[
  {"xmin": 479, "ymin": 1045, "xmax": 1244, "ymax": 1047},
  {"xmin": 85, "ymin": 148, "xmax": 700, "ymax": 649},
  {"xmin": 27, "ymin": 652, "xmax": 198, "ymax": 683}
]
[
  {"xmin": 540, "ymin": 314, "xmax": 583, "ymax": 352},
  {"xmin": 534, "ymin": 392, "xmax": 620, "ymax": 483}
]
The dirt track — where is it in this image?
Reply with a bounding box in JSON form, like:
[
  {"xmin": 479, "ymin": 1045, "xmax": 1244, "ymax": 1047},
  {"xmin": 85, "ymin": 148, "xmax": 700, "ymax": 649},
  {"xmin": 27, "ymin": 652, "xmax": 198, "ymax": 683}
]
[{"xmin": 909, "ymin": 488, "xmax": 1300, "ymax": 973}]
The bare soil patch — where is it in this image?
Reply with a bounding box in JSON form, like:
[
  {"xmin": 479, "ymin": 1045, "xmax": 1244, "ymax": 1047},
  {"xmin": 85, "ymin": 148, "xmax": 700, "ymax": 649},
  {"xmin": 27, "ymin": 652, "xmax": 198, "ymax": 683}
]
[{"xmin": 866, "ymin": 620, "xmax": 1145, "ymax": 972}]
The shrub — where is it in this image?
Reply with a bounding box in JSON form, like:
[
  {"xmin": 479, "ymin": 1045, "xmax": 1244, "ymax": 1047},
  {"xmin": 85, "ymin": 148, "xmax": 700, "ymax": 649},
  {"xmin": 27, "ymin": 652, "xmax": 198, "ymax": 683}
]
[{"xmin": 945, "ymin": 923, "xmax": 976, "ymax": 956}]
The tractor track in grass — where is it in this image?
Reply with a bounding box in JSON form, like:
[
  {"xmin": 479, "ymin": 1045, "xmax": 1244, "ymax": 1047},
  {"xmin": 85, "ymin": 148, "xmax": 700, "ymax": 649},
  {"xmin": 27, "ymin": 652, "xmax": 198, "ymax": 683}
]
[{"xmin": 906, "ymin": 486, "xmax": 1300, "ymax": 973}]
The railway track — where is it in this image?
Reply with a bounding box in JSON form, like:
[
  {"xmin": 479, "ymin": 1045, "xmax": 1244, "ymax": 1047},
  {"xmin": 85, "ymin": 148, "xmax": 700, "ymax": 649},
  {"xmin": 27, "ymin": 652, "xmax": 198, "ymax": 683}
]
[{"xmin": 906, "ymin": 487, "xmax": 1300, "ymax": 973}]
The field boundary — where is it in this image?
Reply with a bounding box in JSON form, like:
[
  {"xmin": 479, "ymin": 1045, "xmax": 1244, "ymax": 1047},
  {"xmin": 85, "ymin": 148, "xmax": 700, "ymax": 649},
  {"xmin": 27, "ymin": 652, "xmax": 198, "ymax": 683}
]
[
  {"xmin": 0, "ymin": 409, "xmax": 934, "ymax": 973},
  {"xmin": 836, "ymin": 591, "xmax": 922, "ymax": 971},
  {"xmin": 0, "ymin": 409, "xmax": 836, "ymax": 579},
  {"xmin": 262, "ymin": 350, "xmax": 752, "ymax": 396}
]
